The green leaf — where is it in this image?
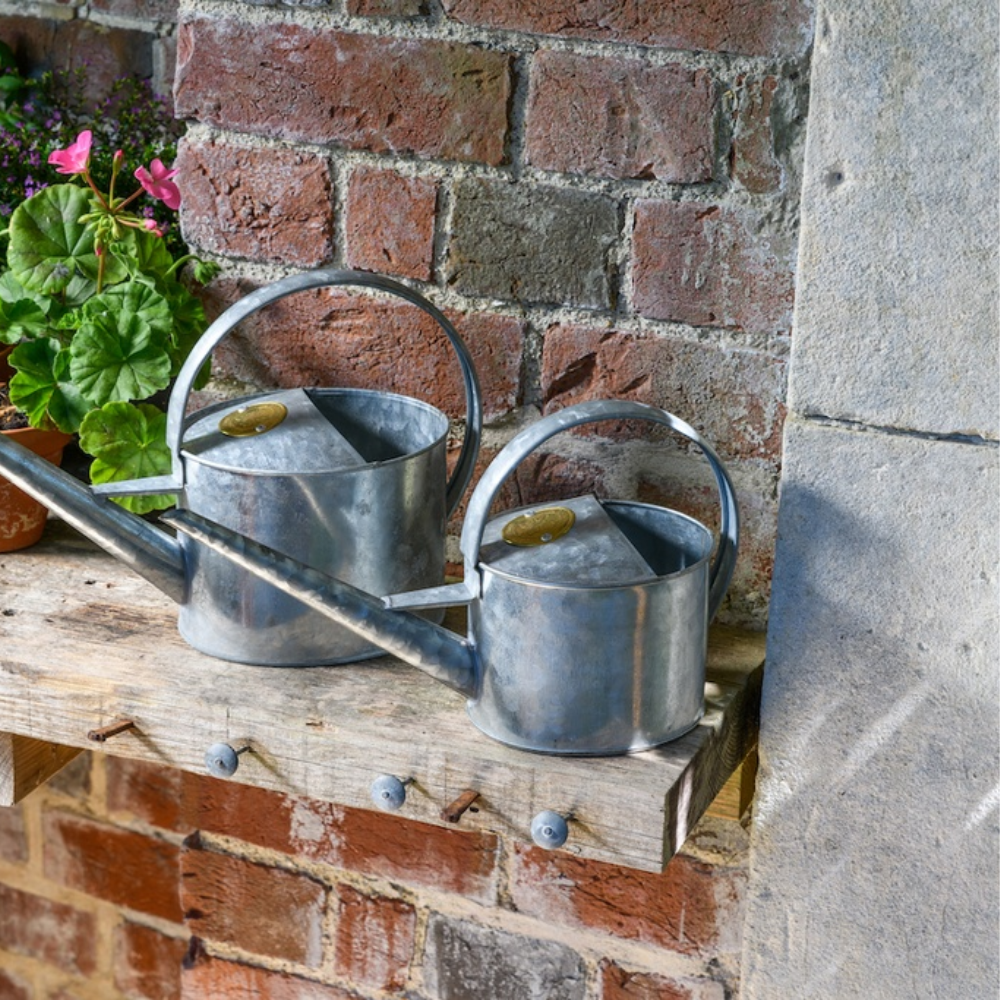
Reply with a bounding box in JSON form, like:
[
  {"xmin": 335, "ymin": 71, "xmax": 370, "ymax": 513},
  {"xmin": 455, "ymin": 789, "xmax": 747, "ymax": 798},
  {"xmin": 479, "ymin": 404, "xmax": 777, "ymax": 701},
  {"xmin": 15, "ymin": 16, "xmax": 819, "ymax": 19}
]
[
  {"xmin": 79, "ymin": 401, "xmax": 174, "ymax": 514},
  {"xmin": 8, "ymin": 338, "xmax": 90, "ymax": 432},
  {"xmin": 130, "ymin": 227, "xmax": 175, "ymax": 279},
  {"xmin": 60, "ymin": 271, "xmax": 99, "ymax": 308},
  {"xmin": 0, "ymin": 297, "xmax": 49, "ymax": 344},
  {"xmin": 69, "ymin": 311, "xmax": 171, "ymax": 405},
  {"xmin": 83, "ymin": 282, "xmax": 173, "ymax": 342},
  {"xmin": 162, "ymin": 284, "xmax": 208, "ymax": 370},
  {"xmin": 0, "ymin": 42, "xmax": 17, "ymax": 72},
  {"xmin": 7, "ymin": 185, "xmax": 125, "ymax": 294},
  {"xmin": 192, "ymin": 258, "xmax": 221, "ymax": 285}
]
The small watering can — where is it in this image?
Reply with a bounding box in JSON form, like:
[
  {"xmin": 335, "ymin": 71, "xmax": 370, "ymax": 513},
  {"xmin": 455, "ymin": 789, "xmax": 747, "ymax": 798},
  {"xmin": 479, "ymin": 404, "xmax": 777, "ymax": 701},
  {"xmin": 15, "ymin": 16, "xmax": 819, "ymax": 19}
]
[
  {"xmin": 166, "ymin": 400, "xmax": 738, "ymax": 754},
  {"xmin": 0, "ymin": 269, "xmax": 482, "ymax": 665}
]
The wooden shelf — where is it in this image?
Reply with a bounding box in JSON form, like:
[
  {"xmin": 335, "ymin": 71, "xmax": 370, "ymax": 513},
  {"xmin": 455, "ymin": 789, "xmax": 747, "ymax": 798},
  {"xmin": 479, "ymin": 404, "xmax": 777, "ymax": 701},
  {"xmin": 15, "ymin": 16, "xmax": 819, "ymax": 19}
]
[{"xmin": 0, "ymin": 520, "xmax": 764, "ymax": 873}]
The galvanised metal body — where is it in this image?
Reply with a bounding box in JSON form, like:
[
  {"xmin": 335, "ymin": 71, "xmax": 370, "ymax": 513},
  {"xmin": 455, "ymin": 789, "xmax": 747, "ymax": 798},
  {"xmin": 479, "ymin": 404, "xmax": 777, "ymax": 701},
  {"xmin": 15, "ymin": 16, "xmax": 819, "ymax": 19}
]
[
  {"xmin": 0, "ymin": 269, "xmax": 482, "ymax": 665},
  {"xmin": 168, "ymin": 400, "xmax": 738, "ymax": 754}
]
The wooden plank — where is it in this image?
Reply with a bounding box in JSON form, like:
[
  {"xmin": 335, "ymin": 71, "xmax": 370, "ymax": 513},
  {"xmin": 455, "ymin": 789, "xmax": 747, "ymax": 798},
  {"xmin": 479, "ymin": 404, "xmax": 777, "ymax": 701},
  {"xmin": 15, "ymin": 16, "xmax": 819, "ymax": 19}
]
[
  {"xmin": 705, "ymin": 748, "xmax": 759, "ymax": 821},
  {"xmin": 0, "ymin": 733, "xmax": 82, "ymax": 806},
  {"xmin": 0, "ymin": 521, "xmax": 765, "ymax": 871}
]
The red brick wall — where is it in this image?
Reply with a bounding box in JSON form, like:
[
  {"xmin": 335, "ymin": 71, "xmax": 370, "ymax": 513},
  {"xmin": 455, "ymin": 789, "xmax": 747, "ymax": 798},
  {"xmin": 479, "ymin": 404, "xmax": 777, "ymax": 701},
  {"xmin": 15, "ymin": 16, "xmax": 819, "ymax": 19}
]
[
  {"xmin": 0, "ymin": 1, "xmax": 812, "ymax": 997},
  {"xmin": 0, "ymin": 752, "xmax": 753, "ymax": 998}
]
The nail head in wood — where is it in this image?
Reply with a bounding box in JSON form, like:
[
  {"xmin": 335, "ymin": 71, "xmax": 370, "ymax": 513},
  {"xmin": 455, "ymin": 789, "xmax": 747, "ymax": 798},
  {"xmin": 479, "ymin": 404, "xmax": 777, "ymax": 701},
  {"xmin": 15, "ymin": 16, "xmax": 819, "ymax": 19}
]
[
  {"xmin": 87, "ymin": 719, "xmax": 136, "ymax": 743},
  {"xmin": 441, "ymin": 788, "xmax": 479, "ymax": 823}
]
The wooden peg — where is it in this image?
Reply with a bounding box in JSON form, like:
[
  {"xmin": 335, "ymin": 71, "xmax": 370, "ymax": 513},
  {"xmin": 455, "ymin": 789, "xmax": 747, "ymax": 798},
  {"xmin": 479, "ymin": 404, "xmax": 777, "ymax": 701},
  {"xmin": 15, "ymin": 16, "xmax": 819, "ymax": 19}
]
[
  {"xmin": 87, "ymin": 719, "xmax": 136, "ymax": 743},
  {"xmin": 441, "ymin": 788, "xmax": 480, "ymax": 823}
]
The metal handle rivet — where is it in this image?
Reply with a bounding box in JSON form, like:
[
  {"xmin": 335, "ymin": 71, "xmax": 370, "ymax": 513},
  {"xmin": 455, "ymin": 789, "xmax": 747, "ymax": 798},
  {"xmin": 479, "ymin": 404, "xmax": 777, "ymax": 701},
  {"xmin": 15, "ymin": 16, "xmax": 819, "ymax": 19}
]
[
  {"xmin": 204, "ymin": 742, "xmax": 250, "ymax": 779},
  {"xmin": 531, "ymin": 810, "xmax": 569, "ymax": 850}
]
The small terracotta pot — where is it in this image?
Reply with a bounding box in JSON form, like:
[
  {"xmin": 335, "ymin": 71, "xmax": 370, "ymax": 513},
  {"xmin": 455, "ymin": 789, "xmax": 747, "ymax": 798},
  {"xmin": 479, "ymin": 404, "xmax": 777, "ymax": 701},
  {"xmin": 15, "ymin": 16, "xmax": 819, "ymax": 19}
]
[{"xmin": 0, "ymin": 425, "xmax": 74, "ymax": 552}]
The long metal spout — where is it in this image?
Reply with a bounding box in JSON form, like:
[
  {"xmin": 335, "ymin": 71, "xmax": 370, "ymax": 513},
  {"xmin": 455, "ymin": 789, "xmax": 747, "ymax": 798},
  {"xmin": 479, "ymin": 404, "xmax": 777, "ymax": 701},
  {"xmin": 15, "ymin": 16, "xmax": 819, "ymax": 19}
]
[
  {"xmin": 162, "ymin": 509, "xmax": 480, "ymax": 697},
  {"xmin": 0, "ymin": 433, "xmax": 186, "ymax": 603}
]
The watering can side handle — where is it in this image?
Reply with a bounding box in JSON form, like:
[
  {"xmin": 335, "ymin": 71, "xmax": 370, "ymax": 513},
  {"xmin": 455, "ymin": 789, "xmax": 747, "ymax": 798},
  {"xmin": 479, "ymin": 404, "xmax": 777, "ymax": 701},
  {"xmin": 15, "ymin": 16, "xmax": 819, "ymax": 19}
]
[
  {"xmin": 165, "ymin": 269, "xmax": 483, "ymax": 516},
  {"xmin": 458, "ymin": 399, "xmax": 739, "ymax": 621}
]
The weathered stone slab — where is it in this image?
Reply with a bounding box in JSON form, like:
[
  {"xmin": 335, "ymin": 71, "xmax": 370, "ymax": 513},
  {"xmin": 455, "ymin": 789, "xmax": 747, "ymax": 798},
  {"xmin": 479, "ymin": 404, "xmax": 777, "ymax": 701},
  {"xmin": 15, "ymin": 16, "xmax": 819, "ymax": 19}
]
[
  {"xmin": 744, "ymin": 420, "xmax": 999, "ymax": 998},
  {"xmin": 787, "ymin": 1, "xmax": 999, "ymax": 439}
]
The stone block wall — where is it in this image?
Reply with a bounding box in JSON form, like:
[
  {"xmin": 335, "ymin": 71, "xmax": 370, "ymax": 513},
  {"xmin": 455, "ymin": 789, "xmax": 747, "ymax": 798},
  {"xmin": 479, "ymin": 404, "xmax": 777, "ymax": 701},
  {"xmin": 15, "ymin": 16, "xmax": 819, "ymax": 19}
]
[{"xmin": 0, "ymin": 1, "xmax": 815, "ymax": 997}]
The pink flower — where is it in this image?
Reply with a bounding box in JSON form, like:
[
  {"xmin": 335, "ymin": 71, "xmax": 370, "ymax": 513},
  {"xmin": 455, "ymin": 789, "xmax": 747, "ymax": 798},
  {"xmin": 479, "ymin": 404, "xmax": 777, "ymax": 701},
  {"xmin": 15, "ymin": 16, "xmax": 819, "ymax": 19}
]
[
  {"xmin": 143, "ymin": 219, "xmax": 164, "ymax": 238},
  {"xmin": 134, "ymin": 158, "xmax": 181, "ymax": 211},
  {"xmin": 48, "ymin": 130, "xmax": 93, "ymax": 175}
]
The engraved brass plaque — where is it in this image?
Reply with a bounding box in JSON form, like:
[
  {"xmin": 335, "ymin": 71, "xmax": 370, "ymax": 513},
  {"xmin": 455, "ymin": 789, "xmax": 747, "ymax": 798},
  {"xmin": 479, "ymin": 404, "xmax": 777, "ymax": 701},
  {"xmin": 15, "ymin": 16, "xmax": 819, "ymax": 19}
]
[
  {"xmin": 501, "ymin": 506, "xmax": 576, "ymax": 547},
  {"xmin": 219, "ymin": 402, "xmax": 288, "ymax": 438}
]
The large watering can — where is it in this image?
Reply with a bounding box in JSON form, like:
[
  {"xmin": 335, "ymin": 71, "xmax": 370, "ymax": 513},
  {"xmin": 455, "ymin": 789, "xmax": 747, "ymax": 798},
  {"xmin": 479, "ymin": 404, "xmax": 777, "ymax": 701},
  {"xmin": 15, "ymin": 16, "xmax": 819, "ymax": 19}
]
[
  {"xmin": 0, "ymin": 269, "xmax": 482, "ymax": 665},
  {"xmin": 166, "ymin": 400, "xmax": 739, "ymax": 754}
]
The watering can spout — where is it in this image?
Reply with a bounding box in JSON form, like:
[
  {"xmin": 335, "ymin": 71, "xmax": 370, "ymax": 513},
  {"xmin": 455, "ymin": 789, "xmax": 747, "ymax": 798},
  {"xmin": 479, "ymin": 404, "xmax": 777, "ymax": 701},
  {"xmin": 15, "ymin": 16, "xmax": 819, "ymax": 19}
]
[
  {"xmin": 0, "ymin": 433, "xmax": 186, "ymax": 603},
  {"xmin": 161, "ymin": 509, "xmax": 480, "ymax": 697}
]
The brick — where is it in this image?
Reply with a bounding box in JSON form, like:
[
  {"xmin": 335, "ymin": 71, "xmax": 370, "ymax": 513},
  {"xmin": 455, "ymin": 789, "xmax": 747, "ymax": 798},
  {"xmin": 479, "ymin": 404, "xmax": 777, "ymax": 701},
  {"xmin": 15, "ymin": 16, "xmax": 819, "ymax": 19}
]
[
  {"xmin": 447, "ymin": 178, "xmax": 618, "ymax": 309},
  {"xmin": 176, "ymin": 138, "xmax": 335, "ymax": 267},
  {"xmin": 181, "ymin": 951, "xmax": 354, "ymax": 1000},
  {"xmin": 441, "ymin": 0, "xmax": 813, "ymax": 58},
  {"xmin": 107, "ymin": 756, "xmax": 190, "ymax": 831},
  {"xmin": 42, "ymin": 811, "xmax": 182, "ymax": 922},
  {"xmin": 90, "ymin": 0, "xmax": 180, "ymax": 20},
  {"xmin": 175, "ymin": 18, "xmax": 511, "ymax": 165},
  {"xmin": 0, "ymin": 17, "xmax": 154, "ymax": 104},
  {"xmin": 0, "ymin": 968, "xmax": 30, "ymax": 1000},
  {"xmin": 333, "ymin": 885, "xmax": 415, "ymax": 991},
  {"xmin": 541, "ymin": 325, "xmax": 787, "ymax": 463},
  {"xmin": 526, "ymin": 52, "xmax": 714, "ymax": 183},
  {"xmin": 114, "ymin": 921, "xmax": 187, "ymax": 1000},
  {"xmin": 0, "ymin": 804, "xmax": 27, "ymax": 863},
  {"xmin": 0, "ymin": 883, "xmax": 97, "ymax": 975},
  {"xmin": 294, "ymin": 803, "xmax": 500, "ymax": 903},
  {"xmin": 346, "ymin": 167, "xmax": 438, "ymax": 281},
  {"xmin": 180, "ymin": 837, "xmax": 327, "ymax": 966},
  {"xmin": 349, "ymin": 0, "xmax": 425, "ymax": 14},
  {"xmin": 106, "ymin": 759, "xmax": 499, "ymax": 902},
  {"xmin": 601, "ymin": 962, "xmax": 725, "ymax": 1000},
  {"xmin": 424, "ymin": 913, "xmax": 586, "ymax": 1000},
  {"xmin": 632, "ymin": 201, "xmax": 797, "ymax": 336},
  {"xmin": 509, "ymin": 846, "xmax": 745, "ymax": 956},
  {"xmin": 197, "ymin": 279, "xmax": 523, "ymax": 421},
  {"xmin": 730, "ymin": 75, "xmax": 783, "ymax": 194}
]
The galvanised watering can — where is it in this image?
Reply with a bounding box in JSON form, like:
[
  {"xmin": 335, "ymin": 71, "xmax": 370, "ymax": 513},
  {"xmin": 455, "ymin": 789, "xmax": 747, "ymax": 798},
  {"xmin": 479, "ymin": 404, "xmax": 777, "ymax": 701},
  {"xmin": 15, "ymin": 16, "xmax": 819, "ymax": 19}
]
[
  {"xmin": 165, "ymin": 400, "xmax": 738, "ymax": 754},
  {"xmin": 0, "ymin": 269, "xmax": 482, "ymax": 665}
]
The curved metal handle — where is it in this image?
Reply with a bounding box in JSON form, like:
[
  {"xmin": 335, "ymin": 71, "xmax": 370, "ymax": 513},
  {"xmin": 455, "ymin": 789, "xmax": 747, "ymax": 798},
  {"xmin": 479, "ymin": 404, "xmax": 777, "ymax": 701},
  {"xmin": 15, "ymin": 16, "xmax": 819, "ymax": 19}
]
[
  {"xmin": 166, "ymin": 269, "xmax": 483, "ymax": 516},
  {"xmin": 459, "ymin": 400, "xmax": 738, "ymax": 621}
]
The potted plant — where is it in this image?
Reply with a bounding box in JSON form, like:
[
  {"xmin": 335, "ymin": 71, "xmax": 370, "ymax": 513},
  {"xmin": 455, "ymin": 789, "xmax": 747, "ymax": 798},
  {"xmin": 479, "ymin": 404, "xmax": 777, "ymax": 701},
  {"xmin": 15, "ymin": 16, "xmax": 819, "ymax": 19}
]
[{"xmin": 0, "ymin": 125, "xmax": 219, "ymax": 550}]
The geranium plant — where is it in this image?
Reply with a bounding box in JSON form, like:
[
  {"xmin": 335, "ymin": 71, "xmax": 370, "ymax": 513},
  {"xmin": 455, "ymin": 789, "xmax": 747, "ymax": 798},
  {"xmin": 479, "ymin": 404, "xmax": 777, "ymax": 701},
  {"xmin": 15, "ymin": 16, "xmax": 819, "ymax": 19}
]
[{"xmin": 0, "ymin": 129, "xmax": 218, "ymax": 513}]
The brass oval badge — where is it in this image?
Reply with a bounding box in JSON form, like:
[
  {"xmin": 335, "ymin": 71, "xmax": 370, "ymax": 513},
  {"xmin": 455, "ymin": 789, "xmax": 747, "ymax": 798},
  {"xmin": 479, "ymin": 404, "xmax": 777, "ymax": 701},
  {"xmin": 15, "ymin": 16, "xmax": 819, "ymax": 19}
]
[
  {"xmin": 501, "ymin": 506, "xmax": 576, "ymax": 547},
  {"xmin": 219, "ymin": 402, "xmax": 288, "ymax": 438}
]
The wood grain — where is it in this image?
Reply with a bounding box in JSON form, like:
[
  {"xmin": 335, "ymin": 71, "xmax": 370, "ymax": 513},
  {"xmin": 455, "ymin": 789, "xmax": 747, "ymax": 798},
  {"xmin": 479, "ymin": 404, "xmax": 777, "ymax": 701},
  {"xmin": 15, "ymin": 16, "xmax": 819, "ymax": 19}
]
[
  {"xmin": 0, "ymin": 733, "xmax": 82, "ymax": 806},
  {"xmin": 0, "ymin": 520, "xmax": 765, "ymax": 871}
]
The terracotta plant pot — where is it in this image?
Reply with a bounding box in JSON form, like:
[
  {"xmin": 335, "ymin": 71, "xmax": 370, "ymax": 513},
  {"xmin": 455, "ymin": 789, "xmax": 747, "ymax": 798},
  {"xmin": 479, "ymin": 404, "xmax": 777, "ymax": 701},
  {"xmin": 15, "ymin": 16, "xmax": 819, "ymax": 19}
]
[{"xmin": 0, "ymin": 425, "xmax": 73, "ymax": 552}]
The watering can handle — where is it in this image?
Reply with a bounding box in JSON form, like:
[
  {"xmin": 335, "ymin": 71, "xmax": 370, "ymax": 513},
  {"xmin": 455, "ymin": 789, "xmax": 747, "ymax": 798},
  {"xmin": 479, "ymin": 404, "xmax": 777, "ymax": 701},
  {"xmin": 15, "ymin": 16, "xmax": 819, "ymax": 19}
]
[
  {"xmin": 459, "ymin": 400, "xmax": 739, "ymax": 621},
  {"xmin": 165, "ymin": 269, "xmax": 483, "ymax": 517}
]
